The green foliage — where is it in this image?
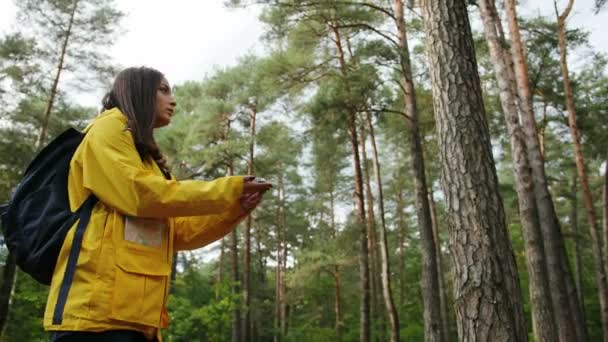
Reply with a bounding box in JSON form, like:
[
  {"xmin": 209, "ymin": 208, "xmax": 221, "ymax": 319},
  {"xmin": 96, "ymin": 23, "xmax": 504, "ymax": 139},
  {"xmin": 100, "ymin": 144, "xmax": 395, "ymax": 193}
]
[{"xmin": 1, "ymin": 272, "xmax": 48, "ymax": 342}]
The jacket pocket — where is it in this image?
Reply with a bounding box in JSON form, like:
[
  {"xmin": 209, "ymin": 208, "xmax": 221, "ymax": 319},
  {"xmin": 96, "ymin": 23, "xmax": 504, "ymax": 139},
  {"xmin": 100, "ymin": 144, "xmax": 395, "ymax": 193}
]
[{"xmin": 110, "ymin": 248, "xmax": 171, "ymax": 327}]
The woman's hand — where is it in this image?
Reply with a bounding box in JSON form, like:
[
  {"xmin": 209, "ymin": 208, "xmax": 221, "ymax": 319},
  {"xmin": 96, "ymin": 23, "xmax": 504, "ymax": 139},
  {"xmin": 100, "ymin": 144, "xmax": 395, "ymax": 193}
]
[
  {"xmin": 242, "ymin": 176, "xmax": 272, "ymax": 194},
  {"xmin": 239, "ymin": 176, "xmax": 272, "ymax": 214}
]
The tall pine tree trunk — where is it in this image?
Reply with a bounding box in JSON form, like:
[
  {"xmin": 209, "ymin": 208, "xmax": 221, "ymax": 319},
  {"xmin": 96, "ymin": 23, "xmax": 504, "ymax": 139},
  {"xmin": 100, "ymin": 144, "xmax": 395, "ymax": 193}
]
[
  {"xmin": 504, "ymin": 1, "xmax": 587, "ymax": 340},
  {"xmin": 366, "ymin": 112, "xmax": 400, "ymax": 342},
  {"xmin": 557, "ymin": 2, "xmax": 608, "ymax": 340},
  {"xmin": 331, "ymin": 24, "xmax": 370, "ymax": 342},
  {"xmin": 395, "ymin": 2, "xmax": 443, "ymax": 340},
  {"xmin": 478, "ymin": 1, "xmax": 558, "ymax": 340},
  {"xmin": 243, "ymin": 107, "xmax": 257, "ymax": 342},
  {"xmin": 421, "ymin": 0, "xmax": 527, "ymax": 340}
]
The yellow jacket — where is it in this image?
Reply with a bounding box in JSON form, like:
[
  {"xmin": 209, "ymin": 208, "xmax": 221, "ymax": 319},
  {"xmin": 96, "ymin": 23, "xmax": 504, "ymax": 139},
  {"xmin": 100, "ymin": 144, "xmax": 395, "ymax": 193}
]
[{"xmin": 43, "ymin": 108, "xmax": 245, "ymax": 339}]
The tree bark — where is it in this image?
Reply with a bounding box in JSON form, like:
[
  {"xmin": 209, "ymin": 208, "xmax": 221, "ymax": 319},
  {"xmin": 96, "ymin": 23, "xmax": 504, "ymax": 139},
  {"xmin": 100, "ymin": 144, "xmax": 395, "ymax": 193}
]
[
  {"xmin": 331, "ymin": 24, "xmax": 370, "ymax": 342},
  {"xmin": 557, "ymin": 2, "xmax": 608, "ymax": 340},
  {"xmin": 421, "ymin": 0, "xmax": 527, "ymax": 340},
  {"xmin": 504, "ymin": 1, "xmax": 587, "ymax": 340},
  {"xmin": 243, "ymin": 107, "xmax": 257, "ymax": 342},
  {"xmin": 37, "ymin": 0, "xmax": 79, "ymax": 147},
  {"xmin": 478, "ymin": 1, "xmax": 558, "ymax": 340},
  {"xmin": 395, "ymin": 1, "xmax": 444, "ymax": 341},
  {"xmin": 366, "ymin": 112, "xmax": 400, "ymax": 342}
]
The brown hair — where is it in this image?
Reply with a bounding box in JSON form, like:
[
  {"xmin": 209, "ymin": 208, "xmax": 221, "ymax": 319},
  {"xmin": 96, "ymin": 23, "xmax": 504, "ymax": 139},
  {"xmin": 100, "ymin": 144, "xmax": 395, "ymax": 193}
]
[{"xmin": 101, "ymin": 67, "xmax": 170, "ymax": 175}]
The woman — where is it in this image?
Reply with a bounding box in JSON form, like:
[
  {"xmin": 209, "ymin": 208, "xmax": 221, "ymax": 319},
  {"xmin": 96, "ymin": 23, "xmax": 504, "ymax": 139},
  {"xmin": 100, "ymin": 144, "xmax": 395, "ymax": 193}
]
[{"xmin": 44, "ymin": 67, "xmax": 271, "ymax": 341}]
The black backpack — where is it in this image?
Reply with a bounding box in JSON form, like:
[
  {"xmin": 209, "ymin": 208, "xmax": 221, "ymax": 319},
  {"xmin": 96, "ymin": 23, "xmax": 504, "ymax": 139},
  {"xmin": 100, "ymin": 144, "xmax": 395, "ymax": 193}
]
[{"xmin": 0, "ymin": 128, "xmax": 98, "ymax": 285}]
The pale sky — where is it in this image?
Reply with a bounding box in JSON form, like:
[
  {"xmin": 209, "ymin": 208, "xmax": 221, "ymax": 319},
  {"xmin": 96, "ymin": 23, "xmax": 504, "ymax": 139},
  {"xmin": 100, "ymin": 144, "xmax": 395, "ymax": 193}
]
[{"xmin": 0, "ymin": 0, "xmax": 606, "ymax": 108}]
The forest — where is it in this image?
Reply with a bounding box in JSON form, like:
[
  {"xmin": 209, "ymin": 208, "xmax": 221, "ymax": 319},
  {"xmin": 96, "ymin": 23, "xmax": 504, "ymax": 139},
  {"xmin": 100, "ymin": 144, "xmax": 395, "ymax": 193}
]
[{"xmin": 1, "ymin": 0, "xmax": 608, "ymax": 341}]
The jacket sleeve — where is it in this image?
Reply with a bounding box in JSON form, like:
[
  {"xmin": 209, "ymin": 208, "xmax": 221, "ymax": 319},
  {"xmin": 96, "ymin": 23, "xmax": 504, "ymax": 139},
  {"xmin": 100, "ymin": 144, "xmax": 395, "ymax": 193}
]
[
  {"xmin": 172, "ymin": 201, "xmax": 247, "ymax": 251},
  {"xmin": 80, "ymin": 116, "xmax": 244, "ymax": 218}
]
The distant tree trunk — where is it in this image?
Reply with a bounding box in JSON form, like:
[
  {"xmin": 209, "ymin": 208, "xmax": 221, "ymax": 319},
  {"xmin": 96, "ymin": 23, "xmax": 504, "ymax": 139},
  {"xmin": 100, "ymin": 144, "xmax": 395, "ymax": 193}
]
[
  {"xmin": 280, "ymin": 181, "xmax": 288, "ymax": 339},
  {"xmin": 366, "ymin": 112, "xmax": 400, "ymax": 342},
  {"xmin": 421, "ymin": 0, "xmax": 527, "ymax": 340},
  {"xmin": 571, "ymin": 175, "xmax": 586, "ymax": 322},
  {"xmin": 539, "ymin": 103, "xmax": 548, "ymax": 158},
  {"xmin": 504, "ymin": 1, "xmax": 587, "ymax": 339},
  {"xmin": 397, "ymin": 188, "xmax": 406, "ymax": 311},
  {"xmin": 330, "ymin": 189, "xmax": 343, "ymax": 342},
  {"xmin": 229, "ymin": 202, "xmax": 241, "ymax": 342},
  {"xmin": 37, "ymin": 0, "xmax": 79, "ymax": 147},
  {"xmin": 359, "ymin": 122, "xmax": 380, "ymax": 332},
  {"xmin": 557, "ymin": 2, "xmax": 608, "ymax": 340},
  {"xmin": 243, "ymin": 107, "xmax": 257, "ymax": 342},
  {"xmin": 224, "ymin": 116, "xmax": 242, "ymax": 342},
  {"xmin": 428, "ymin": 191, "xmax": 449, "ymax": 342},
  {"xmin": 218, "ymin": 238, "xmax": 225, "ymax": 285},
  {"xmin": 331, "ymin": 24, "xmax": 370, "ymax": 342},
  {"xmin": 478, "ymin": 1, "xmax": 558, "ymax": 340},
  {"xmin": 604, "ymin": 160, "xmax": 608, "ymax": 281},
  {"xmin": 274, "ymin": 183, "xmax": 282, "ymax": 342},
  {"xmin": 395, "ymin": 1, "xmax": 443, "ymax": 341}
]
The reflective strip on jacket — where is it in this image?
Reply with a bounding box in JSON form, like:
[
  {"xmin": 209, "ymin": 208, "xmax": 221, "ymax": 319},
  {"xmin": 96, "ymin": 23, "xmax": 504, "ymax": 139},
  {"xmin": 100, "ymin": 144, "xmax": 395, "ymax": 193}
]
[{"xmin": 43, "ymin": 108, "xmax": 245, "ymax": 340}]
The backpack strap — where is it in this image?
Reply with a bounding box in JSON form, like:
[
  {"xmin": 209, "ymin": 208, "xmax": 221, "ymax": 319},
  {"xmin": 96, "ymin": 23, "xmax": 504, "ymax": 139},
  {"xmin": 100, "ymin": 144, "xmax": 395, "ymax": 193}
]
[{"xmin": 52, "ymin": 194, "xmax": 98, "ymax": 325}]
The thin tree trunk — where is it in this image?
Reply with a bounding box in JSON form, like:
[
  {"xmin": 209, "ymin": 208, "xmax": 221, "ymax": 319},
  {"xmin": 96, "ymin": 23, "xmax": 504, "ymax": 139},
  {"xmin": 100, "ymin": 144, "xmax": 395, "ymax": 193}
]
[
  {"xmin": 421, "ymin": 0, "xmax": 527, "ymax": 340},
  {"xmin": 359, "ymin": 121, "xmax": 381, "ymax": 339},
  {"xmin": 557, "ymin": 2, "xmax": 608, "ymax": 340},
  {"xmin": 331, "ymin": 24, "xmax": 370, "ymax": 342},
  {"xmin": 395, "ymin": 2, "xmax": 443, "ymax": 340},
  {"xmin": 219, "ymin": 238, "xmax": 225, "ymax": 286},
  {"xmin": 366, "ymin": 112, "xmax": 400, "ymax": 342},
  {"xmin": 604, "ymin": 160, "xmax": 608, "ymax": 281},
  {"xmin": 478, "ymin": 1, "xmax": 558, "ymax": 340},
  {"xmin": 0, "ymin": 253, "xmax": 16, "ymax": 337},
  {"xmin": 280, "ymin": 182, "xmax": 288, "ymax": 339},
  {"xmin": 224, "ymin": 116, "xmax": 242, "ymax": 342},
  {"xmin": 330, "ymin": 189, "xmax": 343, "ymax": 342},
  {"xmin": 428, "ymin": 191, "xmax": 449, "ymax": 342},
  {"xmin": 504, "ymin": 1, "xmax": 587, "ymax": 340},
  {"xmin": 539, "ymin": 103, "xmax": 548, "ymax": 159},
  {"xmin": 230, "ymin": 194, "xmax": 241, "ymax": 342},
  {"xmin": 397, "ymin": 188, "xmax": 406, "ymax": 312},
  {"xmin": 274, "ymin": 181, "xmax": 282, "ymax": 342},
  {"xmin": 243, "ymin": 107, "xmax": 257, "ymax": 342},
  {"xmin": 37, "ymin": 0, "xmax": 79, "ymax": 147},
  {"xmin": 571, "ymin": 175, "xmax": 586, "ymax": 322}
]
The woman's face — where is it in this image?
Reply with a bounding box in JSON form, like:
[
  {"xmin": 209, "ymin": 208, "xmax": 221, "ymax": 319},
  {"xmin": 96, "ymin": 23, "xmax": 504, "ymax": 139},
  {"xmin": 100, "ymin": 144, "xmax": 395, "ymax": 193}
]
[{"xmin": 154, "ymin": 77, "xmax": 176, "ymax": 128}]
